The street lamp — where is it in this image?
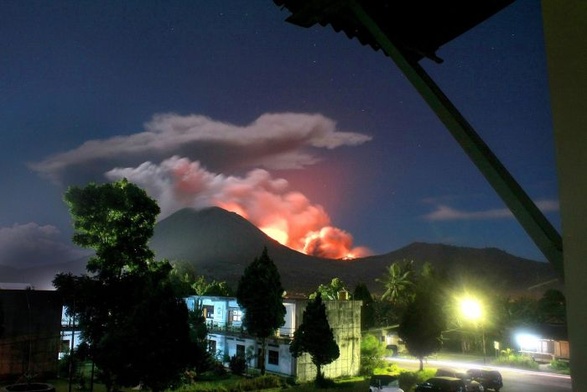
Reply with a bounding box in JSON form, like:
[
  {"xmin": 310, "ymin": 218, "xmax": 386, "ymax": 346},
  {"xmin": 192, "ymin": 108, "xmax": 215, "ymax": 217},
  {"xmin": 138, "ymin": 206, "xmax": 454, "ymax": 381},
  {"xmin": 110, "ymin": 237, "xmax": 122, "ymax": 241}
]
[{"xmin": 460, "ymin": 297, "xmax": 487, "ymax": 363}]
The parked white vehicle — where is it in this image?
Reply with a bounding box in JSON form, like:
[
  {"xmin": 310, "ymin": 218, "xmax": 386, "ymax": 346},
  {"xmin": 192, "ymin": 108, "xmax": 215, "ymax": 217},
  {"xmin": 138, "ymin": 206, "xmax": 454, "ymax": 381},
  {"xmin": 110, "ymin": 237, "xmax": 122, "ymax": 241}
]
[{"xmin": 368, "ymin": 375, "xmax": 404, "ymax": 392}]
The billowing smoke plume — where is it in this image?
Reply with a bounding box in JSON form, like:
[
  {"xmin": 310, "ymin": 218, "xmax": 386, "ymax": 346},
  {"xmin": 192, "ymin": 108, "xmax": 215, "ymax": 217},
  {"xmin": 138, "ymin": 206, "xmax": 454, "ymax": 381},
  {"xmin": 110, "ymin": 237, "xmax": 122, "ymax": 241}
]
[{"xmin": 107, "ymin": 156, "xmax": 371, "ymax": 259}]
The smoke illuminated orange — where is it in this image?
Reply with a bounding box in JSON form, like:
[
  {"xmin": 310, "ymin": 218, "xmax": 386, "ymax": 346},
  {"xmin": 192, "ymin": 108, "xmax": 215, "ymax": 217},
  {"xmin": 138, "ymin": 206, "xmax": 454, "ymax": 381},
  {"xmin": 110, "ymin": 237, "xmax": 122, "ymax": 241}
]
[
  {"xmin": 260, "ymin": 227, "xmax": 289, "ymax": 245},
  {"xmin": 162, "ymin": 157, "xmax": 373, "ymax": 259}
]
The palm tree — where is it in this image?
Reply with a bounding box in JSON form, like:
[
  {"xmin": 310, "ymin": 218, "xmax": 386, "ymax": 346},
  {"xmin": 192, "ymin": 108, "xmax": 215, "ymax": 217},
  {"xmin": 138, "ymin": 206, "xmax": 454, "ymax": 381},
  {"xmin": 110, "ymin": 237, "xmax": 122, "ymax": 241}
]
[{"xmin": 377, "ymin": 259, "xmax": 415, "ymax": 306}]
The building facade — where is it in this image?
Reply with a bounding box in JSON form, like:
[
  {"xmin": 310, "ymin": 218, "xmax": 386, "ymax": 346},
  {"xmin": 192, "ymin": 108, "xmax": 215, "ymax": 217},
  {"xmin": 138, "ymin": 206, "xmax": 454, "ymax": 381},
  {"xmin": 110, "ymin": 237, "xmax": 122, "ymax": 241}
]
[
  {"xmin": 185, "ymin": 296, "xmax": 362, "ymax": 382},
  {"xmin": 0, "ymin": 289, "xmax": 62, "ymax": 381}
]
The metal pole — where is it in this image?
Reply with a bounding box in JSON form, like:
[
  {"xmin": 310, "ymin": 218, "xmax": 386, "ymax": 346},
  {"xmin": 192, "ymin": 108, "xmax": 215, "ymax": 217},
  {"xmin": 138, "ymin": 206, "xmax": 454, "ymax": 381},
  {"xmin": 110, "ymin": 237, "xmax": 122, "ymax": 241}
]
[{"xmin": 348, "ymin": 0, "xmax": 564, "ymax": 279}]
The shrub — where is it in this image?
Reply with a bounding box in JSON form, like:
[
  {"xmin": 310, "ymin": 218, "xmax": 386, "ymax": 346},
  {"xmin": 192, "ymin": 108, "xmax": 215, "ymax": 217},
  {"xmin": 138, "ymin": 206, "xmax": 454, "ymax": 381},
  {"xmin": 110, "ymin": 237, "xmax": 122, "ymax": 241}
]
[
  {"xmin": 240, "ymin": 375, "xmax": 283, "ymax": 391},
  {"xmin": 493, "ymin": 353, "xmax": 539, "ymax": 370},
  {"xmin": 229, "ymin": 355, "xmax": 247, "ymax": 375},
  {"xmin": 398, "ymin": 369, "xmax": 435, "ymax": 392},
  {"xmin": 550, "ymin": 359, "xmax": 571, "ymax": 374},
  {"xmin": 360, "ymin": 334, "xmax": 387, "ymax": 375}
]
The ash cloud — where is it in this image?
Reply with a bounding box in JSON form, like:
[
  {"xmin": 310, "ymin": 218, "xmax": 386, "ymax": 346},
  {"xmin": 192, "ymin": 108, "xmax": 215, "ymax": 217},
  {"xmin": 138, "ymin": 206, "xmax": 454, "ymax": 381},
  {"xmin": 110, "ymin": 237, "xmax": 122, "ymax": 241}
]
[
  {"xmin": 30, "ymin": 112, "xmax": 372, "ymax": 259},
  {"xmin": 30, "ymin": 112, "xmax": 372, "ymax": 185}
]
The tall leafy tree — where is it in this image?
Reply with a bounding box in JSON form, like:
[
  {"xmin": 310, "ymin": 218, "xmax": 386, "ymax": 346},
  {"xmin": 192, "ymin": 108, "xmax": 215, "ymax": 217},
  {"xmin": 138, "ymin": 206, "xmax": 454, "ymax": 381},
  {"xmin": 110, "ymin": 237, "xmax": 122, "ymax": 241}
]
[
  {"xmin": 353, "ymin": 283, "xmax": 375, "ymax": 330},
  {"xmin": 187, "ymin": 301, "xmax": 212, "ymax": 374},
  {"xmin": 290, "ymin": 293, "xmax": 340, "ymax": 384},
  {"xmin": 236, "ymin": 247, "xmax": 286, "ymax": 375},
  {"xmin": 538, "ymin": 289, "xmax": 566, "ymax": 324},
  {"xmin": 397, "ymin": 265, "xmax": 446, "ymax": 371},
  {"xmin": 64, "ymin": 179, "xmax": 159, "ymax": 279},
  {"xmin": 54, "ymin": 180, "xmax": 193, "ymax": 392}
]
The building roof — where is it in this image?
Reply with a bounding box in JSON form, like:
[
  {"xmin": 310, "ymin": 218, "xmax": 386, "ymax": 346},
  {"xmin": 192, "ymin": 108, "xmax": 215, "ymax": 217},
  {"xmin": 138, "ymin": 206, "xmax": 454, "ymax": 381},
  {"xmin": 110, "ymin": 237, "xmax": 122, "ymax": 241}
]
[{"xmin": 274, "ymin": 0, "xmax": 515, "ymax": 63}]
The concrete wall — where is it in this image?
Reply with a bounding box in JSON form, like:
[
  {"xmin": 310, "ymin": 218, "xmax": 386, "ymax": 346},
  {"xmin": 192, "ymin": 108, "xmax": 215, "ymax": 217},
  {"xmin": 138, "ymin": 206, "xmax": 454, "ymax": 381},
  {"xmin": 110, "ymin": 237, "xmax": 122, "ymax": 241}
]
[
  {"xmin": 188, "ymin": 296, "xmax": 362, "ymax": 382},
  {"xmin": 293, "ymin": 300, "xmax": 362, "ymax": 382},
  {"xmin": 541, "ymin": 2, "xmax": 587, "ymax": 390}
]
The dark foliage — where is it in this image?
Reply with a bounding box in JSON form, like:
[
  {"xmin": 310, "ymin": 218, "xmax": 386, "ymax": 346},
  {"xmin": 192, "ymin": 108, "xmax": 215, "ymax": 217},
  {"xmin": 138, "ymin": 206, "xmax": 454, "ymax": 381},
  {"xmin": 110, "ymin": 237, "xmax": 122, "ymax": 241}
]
[
  {"xmin": 236, "ymin": 247, "xmax": 286, "ymax": 375},
  {"xmin": 353, "ymin": 282, "xmax": 375, "ymax": 330},
  {"xmin": 290, "ymin": 293, "xmax": 340, "ymax": 383},
  {"xmin": 54, "ymin": 180, "xmax": 194, "ymax": 392},
  {"xmin": 398, "ymin": 265, "xmax": 446, "ymax": 371},
  {"xmin": 229, "ymin": 354, "xmax": 247, "ymax": 375}
]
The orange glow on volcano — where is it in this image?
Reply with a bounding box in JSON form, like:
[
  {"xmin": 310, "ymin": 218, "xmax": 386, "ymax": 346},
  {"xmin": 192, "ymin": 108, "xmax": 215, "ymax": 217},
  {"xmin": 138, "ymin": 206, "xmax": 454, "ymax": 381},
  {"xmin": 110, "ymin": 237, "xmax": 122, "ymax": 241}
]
[
  {"xmin": 260, "ymin": 226, "xmax": 289, "ymax": 245},
  {"xmin": 163, "ymin": 157, "xmax": 373, "ymax": 260}
]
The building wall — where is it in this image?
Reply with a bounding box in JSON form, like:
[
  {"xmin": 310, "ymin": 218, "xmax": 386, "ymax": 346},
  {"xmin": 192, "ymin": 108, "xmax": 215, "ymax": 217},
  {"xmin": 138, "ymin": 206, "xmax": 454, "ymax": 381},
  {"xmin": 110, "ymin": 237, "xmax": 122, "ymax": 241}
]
[
  {"xmin": 186, "ymin": 296, "xmax": 362, "ymax": 382},
  {"xmin": 542, "ymin": 2, "xmax": 587, "ymax": 388},
  {"xmin": 293, "ymin": 300, "xmax": 362, "ymax": 382},
  {"xmin": 0, "ymin": 290, "xmax": 62, "ymax": 381}
]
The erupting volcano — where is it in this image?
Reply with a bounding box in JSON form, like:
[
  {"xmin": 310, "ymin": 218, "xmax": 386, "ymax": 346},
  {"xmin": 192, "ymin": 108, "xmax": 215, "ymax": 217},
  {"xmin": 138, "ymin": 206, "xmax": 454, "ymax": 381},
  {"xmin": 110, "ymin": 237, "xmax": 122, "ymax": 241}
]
[{"xmin": 107, "ymin": 156, "xmax": 371, "ymax": 260}]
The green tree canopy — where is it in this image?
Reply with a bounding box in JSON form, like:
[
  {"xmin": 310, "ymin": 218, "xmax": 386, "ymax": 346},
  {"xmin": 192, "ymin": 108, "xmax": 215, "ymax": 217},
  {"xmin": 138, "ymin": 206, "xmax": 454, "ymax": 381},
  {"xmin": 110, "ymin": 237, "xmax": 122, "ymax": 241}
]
[
  {"xmin": 64, "ymin": 179, "xmax": 160, "ymax": 279},
  {"xmin": 377, "ymin": 260, "xmax": 415, "ymax": 307},
  {"xmin": 310, "ymin": 277, "xmax": 348, "ymax": 300},
  {"xmin": 538, "ymin": 289, "xmax": 566, "ymax": 324},
  {"xmin": 359, "ymin": 333, "xmax": 386, "ymax": 375},
  {"xmin": 290, "ymin": 293, "xmax": 340, "ymax": 383},
  {"xmin": 54, "ymin": 180, "xmax": 193, "ymax": 392},
  {"xmin": 353, "ymin": 282, "xmax": 375, "ymax": 330},
  {"xmin": 236, "ymin": 247, "xmax": 286, "ymax": 375},
  {"xmin": 397, "ymin": 265, "xmax": 446, "ymax": 371}
]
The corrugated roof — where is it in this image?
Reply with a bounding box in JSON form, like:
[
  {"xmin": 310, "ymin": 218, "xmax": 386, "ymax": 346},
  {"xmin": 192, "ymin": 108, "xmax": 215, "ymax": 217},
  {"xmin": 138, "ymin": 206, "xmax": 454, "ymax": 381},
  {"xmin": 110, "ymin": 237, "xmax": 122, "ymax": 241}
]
[{"xmin": 274, "ymin": 0, "xmax": 515, "ymax": 63}]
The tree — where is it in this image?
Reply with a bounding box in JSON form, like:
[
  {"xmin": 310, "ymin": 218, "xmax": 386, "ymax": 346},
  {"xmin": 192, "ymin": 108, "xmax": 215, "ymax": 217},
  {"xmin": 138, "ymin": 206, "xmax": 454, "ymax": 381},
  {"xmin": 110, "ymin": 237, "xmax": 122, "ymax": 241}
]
[
  {"xmin": 168, "ymin": 260, "xmax": 199, "ymax": 297},
  {"xmin": 187, "ymin": 301, "xmax": 211, "ymax": 374},
  {"xmin": 235, "ymin": 247, "xmax": 286, "ymax": 375},
  {"xmin": 120, "ymin": 264, "xmax": 193, "ymax": 392},
  {"xmin": 310, "ymin": 277, "xmax": 348, "ymax": 300},
  {"xmin": 290, "ymin": 293, "xmax": 340, "ymax": 384},
  {"xmin": 54, "ymin": 180, "xmax": 193, "ymax": 392},
  {"xmin": 377, "ymin": 260, "xmax": 415, "ymax": 307},
  {"xmin": 397, "ymin": 264, "xmax": 446, "ymax": 371},
  {"xmin": 359, "ymin": 334, "xmax": 386, "ymax": 375},
  {"xmin": 353, "ymin": 283, "xmax": 375, "ymax": 330},
  {"xmin": 63, "ymin": 179, "xmax": 160, "ymax": 279},
  {"xmin": 192, "ymin": 275, "xmax": 234, "ymax": 296},
  {"xmin": 538, "ymin": 289, "xmax": 566, "ymax": 324}
]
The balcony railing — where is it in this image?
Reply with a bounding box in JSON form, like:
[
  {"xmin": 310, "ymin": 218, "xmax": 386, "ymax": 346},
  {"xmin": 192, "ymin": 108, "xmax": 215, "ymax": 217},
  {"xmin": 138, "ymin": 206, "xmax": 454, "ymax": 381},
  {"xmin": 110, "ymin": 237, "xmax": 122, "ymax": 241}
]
[{"xmin": 206, "ymin": 321, "xmax": 295, "ymax": 341}]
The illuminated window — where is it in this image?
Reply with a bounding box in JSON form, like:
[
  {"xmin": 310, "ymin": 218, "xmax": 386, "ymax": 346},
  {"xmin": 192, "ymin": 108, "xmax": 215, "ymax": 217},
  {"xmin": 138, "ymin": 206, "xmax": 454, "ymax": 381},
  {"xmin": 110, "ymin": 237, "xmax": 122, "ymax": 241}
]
[
  {"xmin": 229, "ymin": 308, "xmax": 242, "ymax": 322},
  {"xmin": 208, "ymin": 339, "xmax": 217, "ymax": 354}
]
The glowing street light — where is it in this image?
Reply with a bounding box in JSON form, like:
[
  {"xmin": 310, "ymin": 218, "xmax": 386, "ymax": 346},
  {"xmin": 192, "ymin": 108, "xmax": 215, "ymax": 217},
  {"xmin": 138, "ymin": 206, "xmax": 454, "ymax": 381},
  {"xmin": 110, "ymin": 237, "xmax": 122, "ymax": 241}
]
[
  {"xmin": 461, "ymin": 298, "xmax": 483, "ymax": 320},
  {"xmin": 460, "ymin": 297, "xmax": 487, "ymax": 363}
]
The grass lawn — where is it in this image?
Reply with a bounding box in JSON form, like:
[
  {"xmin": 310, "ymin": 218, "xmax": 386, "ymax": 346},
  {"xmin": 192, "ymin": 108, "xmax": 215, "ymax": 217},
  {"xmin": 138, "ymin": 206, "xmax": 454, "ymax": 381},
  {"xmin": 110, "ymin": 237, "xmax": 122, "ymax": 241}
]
[{"xmin": 42, "ymin": 375, "xmax": 372, "ymax": 392}]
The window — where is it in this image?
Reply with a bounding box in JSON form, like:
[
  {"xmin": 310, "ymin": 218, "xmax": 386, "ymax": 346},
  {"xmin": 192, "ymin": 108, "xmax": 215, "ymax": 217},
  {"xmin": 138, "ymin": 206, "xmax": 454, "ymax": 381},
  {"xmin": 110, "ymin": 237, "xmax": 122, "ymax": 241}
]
[
  {"xmin": 268, "ymin": 350, "xmax": 279, "ymax": 365},
  {"xmin": 229, "ymin": 308, "xmax": 242, "ymax": 322},
  {"xmin": 208, "ymin": 339, "xmax": 216, "ymax": 354},
  {"xmin": 236, "ymin": 344, "xmax": 245, "ymax": 358},
  {"xmin": 203, "ymin": 305, "xmax": 214, "ymax": 319}
]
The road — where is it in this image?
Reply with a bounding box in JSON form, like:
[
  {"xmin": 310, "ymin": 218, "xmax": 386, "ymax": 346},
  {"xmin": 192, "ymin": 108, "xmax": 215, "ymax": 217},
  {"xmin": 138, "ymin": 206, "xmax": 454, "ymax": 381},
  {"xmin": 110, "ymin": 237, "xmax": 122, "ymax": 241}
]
[{"xmin": 389, "ymin": 357, "xmax": 572, "ymax": 392}]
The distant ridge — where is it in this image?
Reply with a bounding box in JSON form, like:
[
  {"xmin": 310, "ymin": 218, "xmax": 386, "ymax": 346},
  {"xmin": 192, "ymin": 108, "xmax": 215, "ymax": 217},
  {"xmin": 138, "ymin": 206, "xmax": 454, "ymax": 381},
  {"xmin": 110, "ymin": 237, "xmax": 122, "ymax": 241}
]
[
  {"xmin": 0, "ymin": 207, "xmax": 562, "ymax": 296},
  {"xmin": 150, "ymin": 207, "xmax": 562, "ymax": 297}
]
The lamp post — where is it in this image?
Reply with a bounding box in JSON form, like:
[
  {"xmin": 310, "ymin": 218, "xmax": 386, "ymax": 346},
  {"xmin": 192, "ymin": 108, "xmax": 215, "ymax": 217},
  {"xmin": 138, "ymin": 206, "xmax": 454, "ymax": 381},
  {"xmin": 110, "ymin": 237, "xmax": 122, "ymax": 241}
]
[{"xmin": 460, "ymin": 297, "xmax": 486, "ymax": 363}]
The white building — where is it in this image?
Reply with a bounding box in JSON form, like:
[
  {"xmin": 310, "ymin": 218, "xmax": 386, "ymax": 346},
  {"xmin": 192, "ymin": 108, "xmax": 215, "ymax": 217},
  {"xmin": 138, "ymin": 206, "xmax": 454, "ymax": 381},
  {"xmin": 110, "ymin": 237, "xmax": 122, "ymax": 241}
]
[{"xmin": 185, "ymin": 295, "xmax": 362, "ymax": 382}]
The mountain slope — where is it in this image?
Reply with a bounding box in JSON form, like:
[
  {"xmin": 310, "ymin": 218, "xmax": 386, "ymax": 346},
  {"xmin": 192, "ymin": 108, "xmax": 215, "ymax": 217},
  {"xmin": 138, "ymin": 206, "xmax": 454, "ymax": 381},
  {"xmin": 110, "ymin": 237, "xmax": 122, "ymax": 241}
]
[
  {"xmin": 151, "ymin": 207, "xmax": 562, "ymax": 297},
  {"xmin": 0, "ymin": 206, "xmax": 561, "ymax": 296}
]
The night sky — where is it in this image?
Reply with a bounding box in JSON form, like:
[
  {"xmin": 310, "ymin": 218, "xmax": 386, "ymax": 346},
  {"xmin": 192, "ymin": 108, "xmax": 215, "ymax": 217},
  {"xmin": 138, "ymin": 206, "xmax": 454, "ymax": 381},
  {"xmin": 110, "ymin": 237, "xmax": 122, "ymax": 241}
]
[{"xmin": 0, "ymin": 1, "xmax": 560, "ymax": 269}]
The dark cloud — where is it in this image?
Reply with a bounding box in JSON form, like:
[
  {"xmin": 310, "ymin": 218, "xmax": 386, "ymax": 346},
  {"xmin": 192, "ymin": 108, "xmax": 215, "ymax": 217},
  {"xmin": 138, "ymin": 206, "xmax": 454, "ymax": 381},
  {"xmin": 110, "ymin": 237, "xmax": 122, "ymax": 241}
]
[
  {"xmin": 30, "ymin": 112, "xmax": 372, "ymax": 185},
  {"xmin": 0, "ymin": 223, "xmax": 89, "ymax": 269}
]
